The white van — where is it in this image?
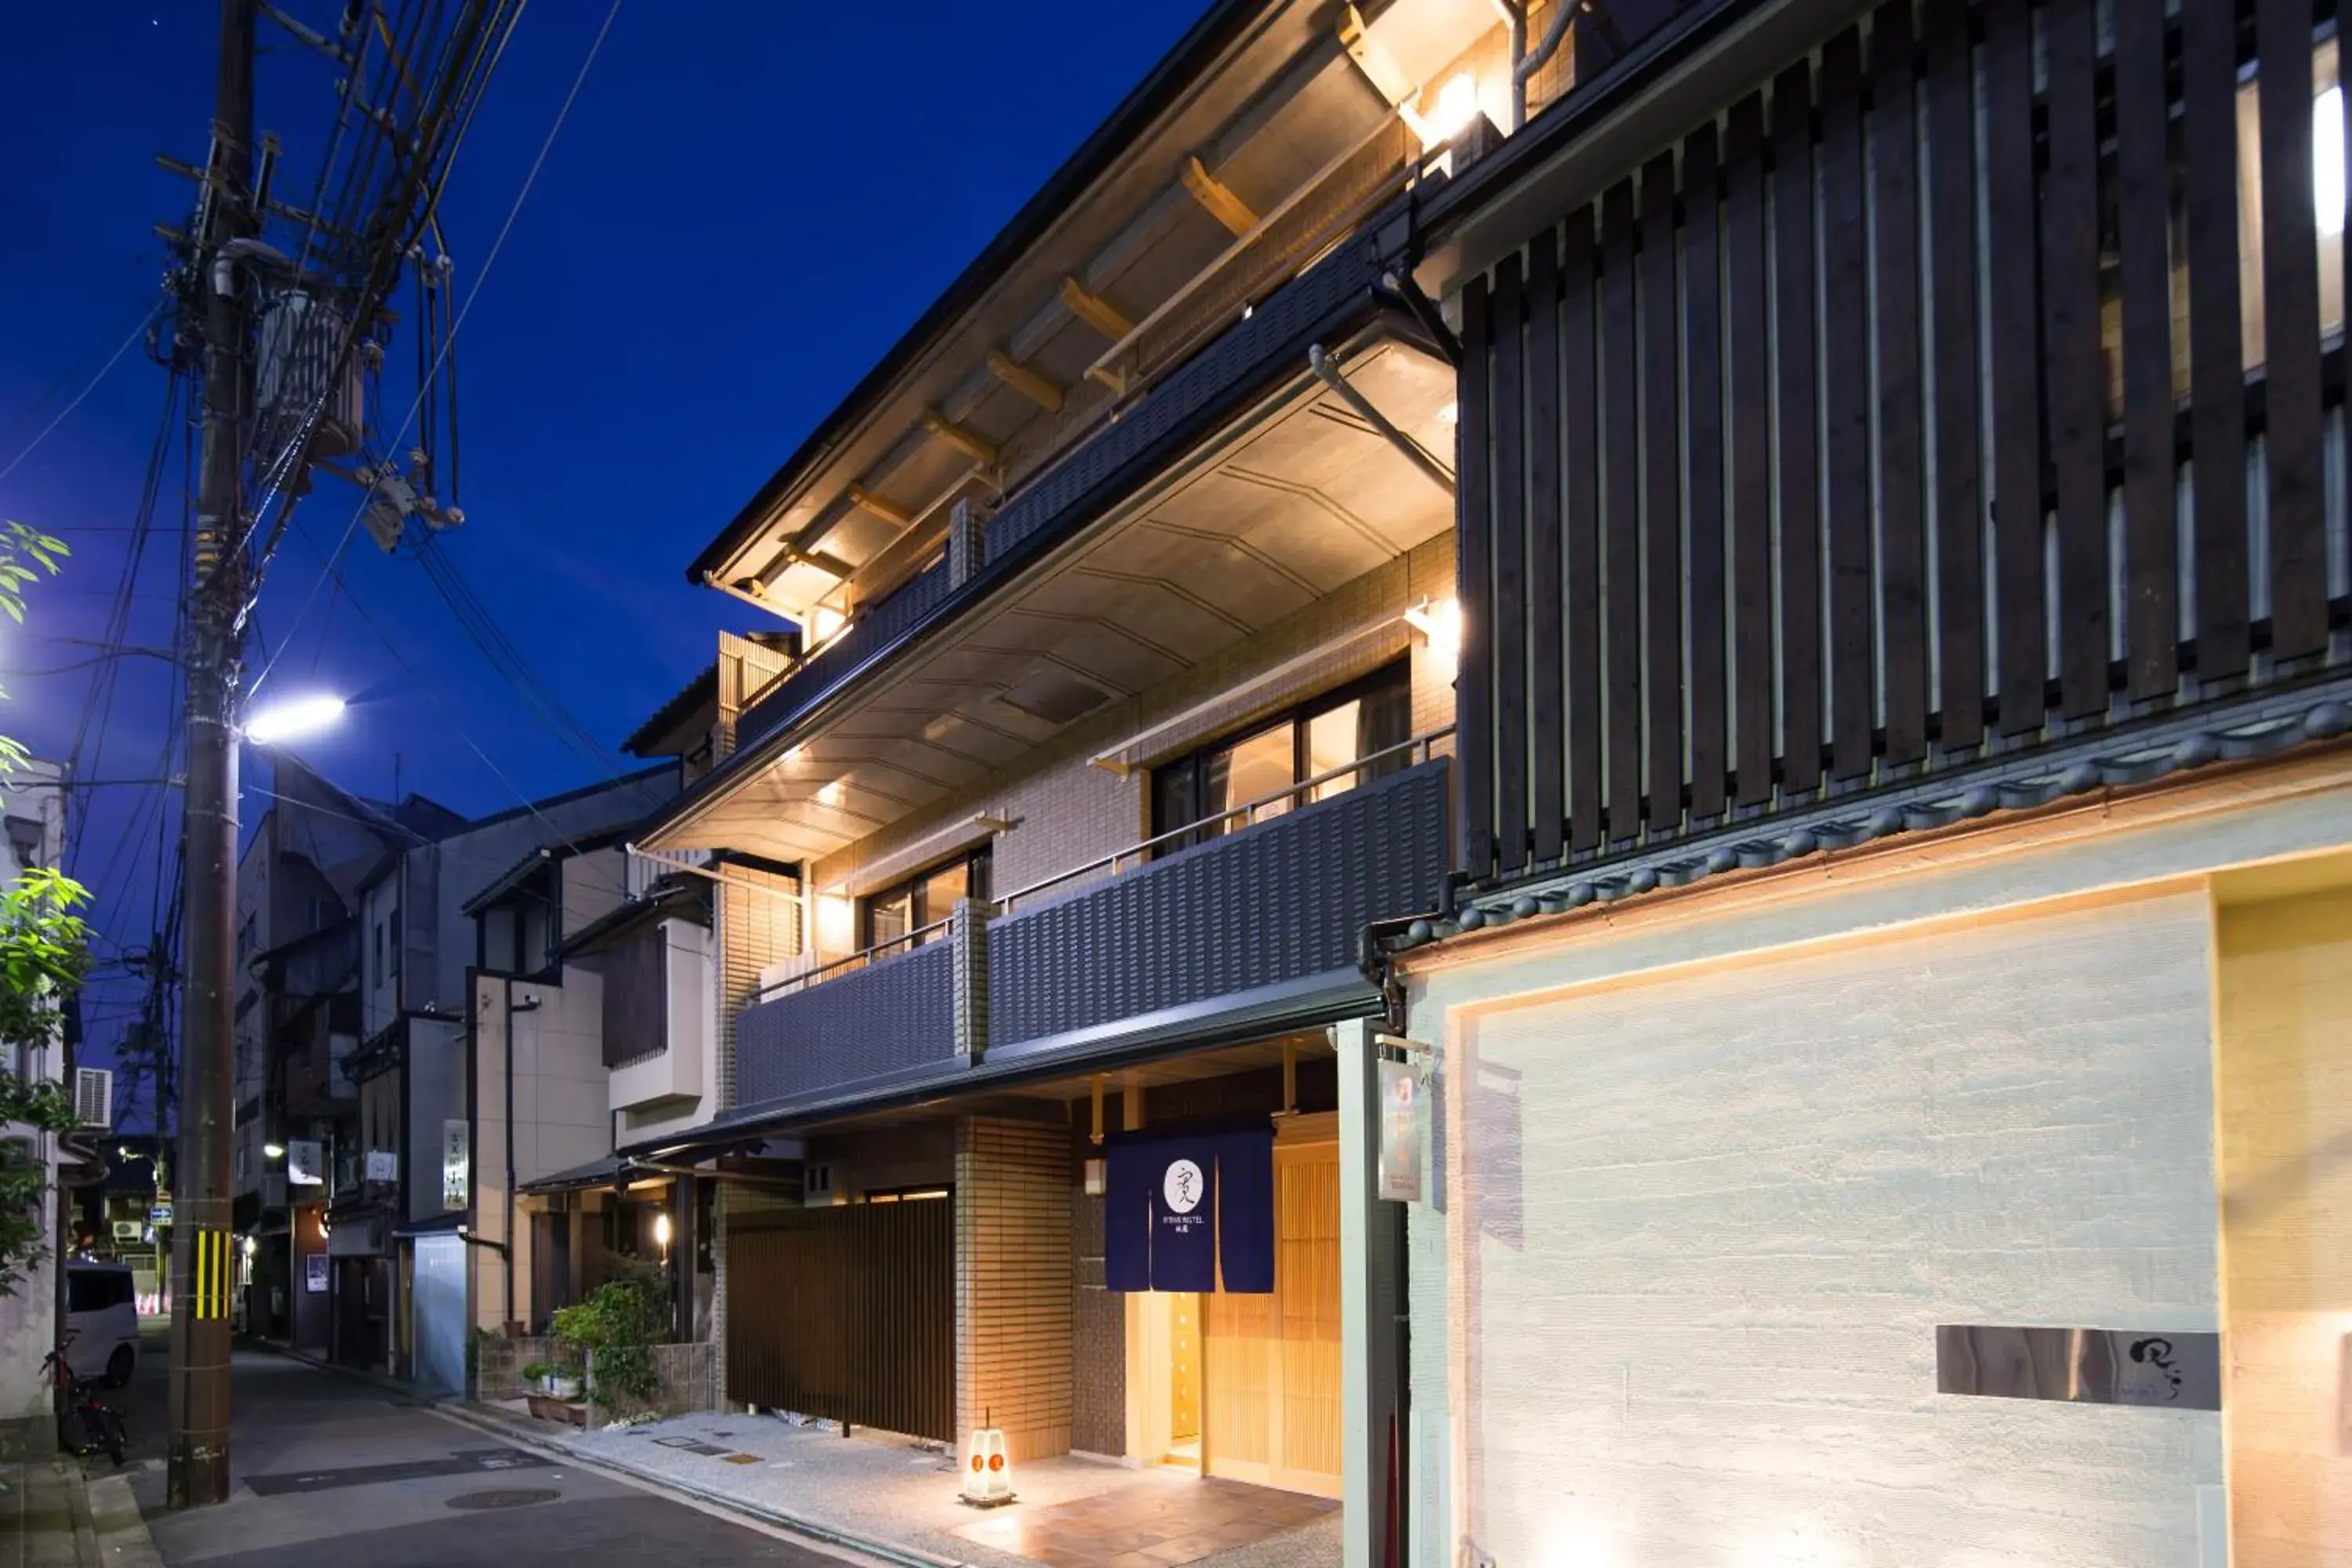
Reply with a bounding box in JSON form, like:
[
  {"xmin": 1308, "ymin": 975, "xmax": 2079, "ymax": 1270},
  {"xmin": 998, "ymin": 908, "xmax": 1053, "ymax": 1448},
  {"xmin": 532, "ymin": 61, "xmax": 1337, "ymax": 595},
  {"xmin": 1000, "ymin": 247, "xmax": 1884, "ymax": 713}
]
[{"xmin": 64, "ymin": 1261, "xmax": 139, "ymax": 1386}]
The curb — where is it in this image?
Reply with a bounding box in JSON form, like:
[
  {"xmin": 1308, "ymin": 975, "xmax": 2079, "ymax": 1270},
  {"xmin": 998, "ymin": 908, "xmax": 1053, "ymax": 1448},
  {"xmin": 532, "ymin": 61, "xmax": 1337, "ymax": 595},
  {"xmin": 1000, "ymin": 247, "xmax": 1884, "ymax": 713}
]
[
  {"xmin": 87, "ymin": 1472, "xmax": 165, "ymax": 1568},
  {"xmin": 430, "ymin": 1400, "xmax": 971, "ymax": 1568}
]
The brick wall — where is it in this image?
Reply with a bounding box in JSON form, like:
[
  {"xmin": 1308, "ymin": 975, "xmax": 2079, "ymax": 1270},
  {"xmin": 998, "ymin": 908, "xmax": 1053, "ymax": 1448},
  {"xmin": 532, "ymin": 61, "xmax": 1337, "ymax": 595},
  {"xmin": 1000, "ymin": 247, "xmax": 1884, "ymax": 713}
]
[
  {"xmin": 711, "ymin": 867, "xmax": 797, "ymax": 1402},
  {"xmin": 1069, "ymin": 1183, "xmax": 1125, "ymax": 1457},
  {"xmin": 956, "ymin": 1116, "xmax": 1073, "ymax": 1462}
]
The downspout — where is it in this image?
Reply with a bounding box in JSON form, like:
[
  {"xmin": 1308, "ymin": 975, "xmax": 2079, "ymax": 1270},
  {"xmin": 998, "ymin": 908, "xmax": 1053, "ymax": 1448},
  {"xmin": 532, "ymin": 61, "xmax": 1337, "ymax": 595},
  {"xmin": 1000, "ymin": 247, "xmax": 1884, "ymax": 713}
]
[
  {"xmin": 1488, "ymin": 0, "xmax": 1577, "ymax": 132},
  {"xmin": 503, "ymin": 977, "xmax": 520, "ymax": 1331},
  {"xmin": 1308, "ymin": 345, "xmax": 1457, "ymax": 496}
]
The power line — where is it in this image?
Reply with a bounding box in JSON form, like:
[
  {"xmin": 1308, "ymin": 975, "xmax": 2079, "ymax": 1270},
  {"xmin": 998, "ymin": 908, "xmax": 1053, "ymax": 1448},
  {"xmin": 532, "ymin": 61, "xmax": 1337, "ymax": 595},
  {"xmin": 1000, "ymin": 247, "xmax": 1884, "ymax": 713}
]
[
  {"xmin": 254, "ymin": 0, "xmax": 621, "ymax": 696},
  {"xmin": 0, "ymin": 301, "xmax": 164, "ymax": 486}
]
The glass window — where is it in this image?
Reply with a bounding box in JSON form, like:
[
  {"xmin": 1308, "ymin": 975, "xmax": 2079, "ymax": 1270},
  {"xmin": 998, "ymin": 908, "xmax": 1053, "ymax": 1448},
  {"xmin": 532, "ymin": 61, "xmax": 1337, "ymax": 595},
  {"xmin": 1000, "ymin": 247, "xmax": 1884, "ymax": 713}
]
[
  {"xmin": 860, "ymin": 848, "xmax": 990, "ymax": 953},
  {"xmin": 1151, "ymin": 661, "xmax": 1414, "ymax": 850}
]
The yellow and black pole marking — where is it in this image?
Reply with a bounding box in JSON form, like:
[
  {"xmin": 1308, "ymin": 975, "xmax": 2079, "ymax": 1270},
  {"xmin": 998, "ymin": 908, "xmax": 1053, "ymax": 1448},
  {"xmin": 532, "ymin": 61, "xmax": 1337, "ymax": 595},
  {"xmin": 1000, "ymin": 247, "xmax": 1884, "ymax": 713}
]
[{"xmin": 191, "ymin": 1229, "xmax": 234, "ymax": 1320}]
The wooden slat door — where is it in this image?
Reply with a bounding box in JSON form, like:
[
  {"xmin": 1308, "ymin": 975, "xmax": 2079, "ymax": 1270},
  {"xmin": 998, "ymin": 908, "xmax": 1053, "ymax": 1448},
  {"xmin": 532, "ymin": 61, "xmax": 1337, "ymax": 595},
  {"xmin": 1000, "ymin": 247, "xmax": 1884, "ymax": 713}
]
[{"xmin": 1203, "ymin": 1114, "xmax": 1342, "ymax": 1498}]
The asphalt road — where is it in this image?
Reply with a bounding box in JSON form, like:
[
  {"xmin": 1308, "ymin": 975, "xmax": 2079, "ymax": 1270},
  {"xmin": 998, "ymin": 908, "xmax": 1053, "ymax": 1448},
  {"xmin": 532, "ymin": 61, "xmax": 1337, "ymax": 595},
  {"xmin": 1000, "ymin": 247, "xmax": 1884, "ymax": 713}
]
[{"xmin": 113, "ymin": 1340, "xmax": 848, "ymax": 1567}]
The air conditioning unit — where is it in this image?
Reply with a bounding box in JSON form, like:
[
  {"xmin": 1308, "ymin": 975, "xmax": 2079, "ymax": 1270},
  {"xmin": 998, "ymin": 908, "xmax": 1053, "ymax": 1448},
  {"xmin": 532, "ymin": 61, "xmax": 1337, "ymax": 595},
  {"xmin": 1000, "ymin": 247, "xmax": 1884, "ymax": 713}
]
[{"xmin": 73, "ymin": 1068, "xmax": 112, "ymax": 1131}]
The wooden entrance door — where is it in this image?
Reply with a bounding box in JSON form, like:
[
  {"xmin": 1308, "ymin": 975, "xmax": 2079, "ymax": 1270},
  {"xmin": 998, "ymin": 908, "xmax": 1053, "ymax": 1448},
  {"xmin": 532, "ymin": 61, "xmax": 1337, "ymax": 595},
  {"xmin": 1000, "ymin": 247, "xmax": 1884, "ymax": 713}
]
[{"xmin": 1203, "ymin": 1114, "xmax": 1341, "ymax": 1497}]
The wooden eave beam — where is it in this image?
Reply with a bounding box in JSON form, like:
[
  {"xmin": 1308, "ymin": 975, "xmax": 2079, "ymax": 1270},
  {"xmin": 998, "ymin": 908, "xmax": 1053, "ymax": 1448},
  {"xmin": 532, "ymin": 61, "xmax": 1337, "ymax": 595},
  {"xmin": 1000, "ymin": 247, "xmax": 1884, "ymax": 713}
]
[
  {"xmin": 1060, "ymin": 276, "xmax": 1136, "ymax": 341},
  {"xmin": 844, "ymin": 482, "xmax": 915, "ymax": 531},
  {"xmin": 985, "ymin": 350, "xmax": 1065, "ymax": 412},
  {"xmin": 920, "ymin": 408, "xmax": 1000, "ymax": 465},
  {"xmin": 1181, "ymin": 154, "xmax": 1260, "ymax": 236}
]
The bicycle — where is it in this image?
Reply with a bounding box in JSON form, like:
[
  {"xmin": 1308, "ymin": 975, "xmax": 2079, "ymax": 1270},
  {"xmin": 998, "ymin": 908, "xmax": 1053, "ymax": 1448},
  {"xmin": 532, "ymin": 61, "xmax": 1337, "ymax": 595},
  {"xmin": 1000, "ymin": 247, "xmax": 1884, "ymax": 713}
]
[{"xmin": 42, "ymin": 1338, "xmax": 127, "ymax": 1465}]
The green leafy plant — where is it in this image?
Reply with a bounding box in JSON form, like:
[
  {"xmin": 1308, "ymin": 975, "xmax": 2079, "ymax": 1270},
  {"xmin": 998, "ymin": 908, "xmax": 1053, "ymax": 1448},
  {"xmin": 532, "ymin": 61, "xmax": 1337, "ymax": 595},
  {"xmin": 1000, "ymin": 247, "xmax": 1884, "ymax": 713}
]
[
  {"xmin": 0, "ymin": 522, "xmax": 89, "ymax": 1300},
  {"xmin": 550, "ymin": 1258, "xmax": 666, "ymax": 1406}
]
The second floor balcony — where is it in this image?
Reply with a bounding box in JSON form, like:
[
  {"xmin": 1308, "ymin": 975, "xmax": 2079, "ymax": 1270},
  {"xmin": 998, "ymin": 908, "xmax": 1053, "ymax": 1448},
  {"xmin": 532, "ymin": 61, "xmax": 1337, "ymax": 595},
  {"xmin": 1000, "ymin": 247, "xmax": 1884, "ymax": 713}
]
[{"xmin": 732, "ymin": 731, "xmax": 1451, "ymax": 1110}]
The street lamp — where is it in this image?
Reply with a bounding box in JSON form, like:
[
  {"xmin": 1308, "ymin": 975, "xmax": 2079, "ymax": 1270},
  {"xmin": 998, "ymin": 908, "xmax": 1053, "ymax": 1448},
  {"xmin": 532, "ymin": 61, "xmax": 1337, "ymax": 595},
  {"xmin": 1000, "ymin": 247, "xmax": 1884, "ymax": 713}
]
[{"xmin": 241, "ymin": 694, "xmax": 346, "ymax": 746}]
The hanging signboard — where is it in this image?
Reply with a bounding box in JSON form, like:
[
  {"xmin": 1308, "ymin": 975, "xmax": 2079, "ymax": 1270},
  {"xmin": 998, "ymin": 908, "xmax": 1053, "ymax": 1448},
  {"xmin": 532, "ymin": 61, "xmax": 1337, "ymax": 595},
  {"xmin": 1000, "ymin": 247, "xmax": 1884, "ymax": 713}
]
[
  {"xmin": 287, "ymin": 1139, "xmax": 324, "ymax": 1186},
  {"xmin": 1378, "ymin": 1057, "xmax": 1427, "ymax": 1203},
  {"xmin": 365, "ymin": 1149, "xmax": 397, "ymax": 1182},
  {"xmin": 305, "ymin": 1253, "xmax": 329, "ymax": 1294},
  {"xmin": 441, "ymin": 1120, "xmax": 470, "ymax": 1210}
]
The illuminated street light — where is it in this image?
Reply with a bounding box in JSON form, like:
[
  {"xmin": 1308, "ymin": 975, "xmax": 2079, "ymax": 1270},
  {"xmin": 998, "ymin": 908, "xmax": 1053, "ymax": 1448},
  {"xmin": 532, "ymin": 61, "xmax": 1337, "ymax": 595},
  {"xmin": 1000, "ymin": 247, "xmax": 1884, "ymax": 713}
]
[{"xmin": 242, "ymin": 694, "xmax": 346, "ymax": 746}]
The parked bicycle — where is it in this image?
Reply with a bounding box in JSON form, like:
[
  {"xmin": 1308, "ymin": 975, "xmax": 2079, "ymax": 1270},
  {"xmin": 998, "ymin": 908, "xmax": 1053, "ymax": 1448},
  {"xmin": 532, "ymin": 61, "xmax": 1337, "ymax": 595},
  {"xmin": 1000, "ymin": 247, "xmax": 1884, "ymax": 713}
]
[{"xmin": 43, "ymin": 1335, "xmax": 127, "ymax": 1465}]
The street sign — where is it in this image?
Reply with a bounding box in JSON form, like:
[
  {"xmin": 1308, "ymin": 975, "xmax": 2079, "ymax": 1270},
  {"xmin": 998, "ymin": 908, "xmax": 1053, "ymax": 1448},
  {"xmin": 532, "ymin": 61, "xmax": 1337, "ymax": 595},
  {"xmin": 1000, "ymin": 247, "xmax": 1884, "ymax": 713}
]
[
  {"xmin": 441, "ymin": 1120, "xmax": 469, "ymax": 1210},
  {"xmin": 148, "ymin": 1203, "xmax": 172, "ymax": 1225},
  {"xmin": 287, "ymin": 1139, "xmax": 323, "ymax": 1185}
]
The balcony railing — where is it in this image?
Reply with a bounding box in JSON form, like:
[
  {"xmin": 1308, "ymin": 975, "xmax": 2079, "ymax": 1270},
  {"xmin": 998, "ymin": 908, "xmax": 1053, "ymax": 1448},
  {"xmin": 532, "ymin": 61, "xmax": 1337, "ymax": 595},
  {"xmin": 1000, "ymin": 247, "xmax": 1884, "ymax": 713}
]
[
  {"xmin": 730, "ymin": 729, "xmax": 1453, "ymax": 1108},
  {"xmin": 735, "ymin": 933, "xmax": 960, "ymax": 1106}
]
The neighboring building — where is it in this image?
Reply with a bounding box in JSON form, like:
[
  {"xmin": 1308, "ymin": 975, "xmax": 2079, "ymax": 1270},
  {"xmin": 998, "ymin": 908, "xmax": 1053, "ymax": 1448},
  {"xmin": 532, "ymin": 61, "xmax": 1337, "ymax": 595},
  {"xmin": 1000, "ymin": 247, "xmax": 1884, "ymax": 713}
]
[
  {"xmin": 1374, "ymin": 0, "xmax": 2352, "ymax": 1563},
  {"xmin": 227, "ymin": 757, "xmax": 459, "ymax": 1355},
  {"xmin": 69, "ymin": 1135, "xmax": 168, "ymax": 1310},
  {"xmin": 619, "ymin": 1, "xmax": 1589, "ymax": 1555},
  {"xmin": 0, "ymin": 759, "xmax": 74, "ymax": 1430},
  {"xmin": 338, "ymin": 768, "xmax": 677, "ymax": 1392},
  {"xmin": 477, "ymin": 661, "xmax": 780, "ymax": 1348}
]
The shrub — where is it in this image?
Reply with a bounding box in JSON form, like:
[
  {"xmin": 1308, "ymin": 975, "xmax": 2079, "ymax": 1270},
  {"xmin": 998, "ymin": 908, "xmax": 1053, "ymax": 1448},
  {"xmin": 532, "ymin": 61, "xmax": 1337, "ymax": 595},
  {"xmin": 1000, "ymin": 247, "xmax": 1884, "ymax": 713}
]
[{"xmin": 550, "ymin": 1258, "xmax": 666, "ymax": 1406}]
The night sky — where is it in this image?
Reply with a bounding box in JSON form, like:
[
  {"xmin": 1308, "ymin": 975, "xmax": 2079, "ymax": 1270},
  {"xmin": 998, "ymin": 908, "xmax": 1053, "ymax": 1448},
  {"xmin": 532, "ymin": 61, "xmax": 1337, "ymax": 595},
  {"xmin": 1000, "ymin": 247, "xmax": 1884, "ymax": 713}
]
[{"xmin": 0, "ymin": 2, "xmax": 1213, "ymax": 1104}]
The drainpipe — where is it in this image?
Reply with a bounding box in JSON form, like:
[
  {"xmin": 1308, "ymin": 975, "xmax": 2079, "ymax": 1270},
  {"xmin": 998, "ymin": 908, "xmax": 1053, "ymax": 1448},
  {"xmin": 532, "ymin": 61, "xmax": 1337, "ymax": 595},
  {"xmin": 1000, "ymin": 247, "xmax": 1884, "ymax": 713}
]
[
  {"xmin": 503, "ymin": 980, "xmax": 542, "ymax": 1332},
  {"xmin": 1308, "ymin": 345, "xmax": 1457, "ymax": 496},
  {"xmin": 1487, "ymin": 0, "xmax": 1577, "ymax": 132}
]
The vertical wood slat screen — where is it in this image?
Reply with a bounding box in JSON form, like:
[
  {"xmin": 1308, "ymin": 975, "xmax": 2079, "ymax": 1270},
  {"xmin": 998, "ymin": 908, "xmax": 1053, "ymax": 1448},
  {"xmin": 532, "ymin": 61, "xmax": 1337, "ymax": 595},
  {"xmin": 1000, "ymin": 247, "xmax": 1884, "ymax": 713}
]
[{"xmin": 1455, "ymin": 0, "xmax": 2352, "ymax": 884}]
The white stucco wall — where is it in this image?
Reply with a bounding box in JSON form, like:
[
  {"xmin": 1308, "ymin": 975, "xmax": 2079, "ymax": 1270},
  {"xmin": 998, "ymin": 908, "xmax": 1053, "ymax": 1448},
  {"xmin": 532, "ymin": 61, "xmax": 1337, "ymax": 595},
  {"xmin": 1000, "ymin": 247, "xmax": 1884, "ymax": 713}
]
[
  {"xmin": 617, "ymin": 919, "xmax": 719, "ymax": 1145},
  {"xmin": 1402, "ymin": 760, "xmax": 2352, "ymax": 1568}
]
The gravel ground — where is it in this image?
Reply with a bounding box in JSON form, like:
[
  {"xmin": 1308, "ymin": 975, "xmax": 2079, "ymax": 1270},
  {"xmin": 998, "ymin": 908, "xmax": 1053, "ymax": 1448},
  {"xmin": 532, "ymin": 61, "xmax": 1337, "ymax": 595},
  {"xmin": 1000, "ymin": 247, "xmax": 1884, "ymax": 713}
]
[{"xmin": 534, "ymin": 1408, "xmax": 1338, "ymax": 1568}]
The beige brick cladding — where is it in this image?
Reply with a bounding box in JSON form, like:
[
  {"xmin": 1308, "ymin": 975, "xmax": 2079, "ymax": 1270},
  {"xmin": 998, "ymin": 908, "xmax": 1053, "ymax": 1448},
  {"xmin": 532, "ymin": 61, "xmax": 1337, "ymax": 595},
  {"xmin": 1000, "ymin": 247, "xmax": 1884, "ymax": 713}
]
[
  {"xmin": 811, "ymin": 532, "xmax": 1454, "ymax": 902},
  {"xmin": 716, "ymin": 862, "xmax": 798, "ymax": 1111},
  {"xmin": 955, "ymin": 1114, "xmax": 1074, "ymax": 1463}
]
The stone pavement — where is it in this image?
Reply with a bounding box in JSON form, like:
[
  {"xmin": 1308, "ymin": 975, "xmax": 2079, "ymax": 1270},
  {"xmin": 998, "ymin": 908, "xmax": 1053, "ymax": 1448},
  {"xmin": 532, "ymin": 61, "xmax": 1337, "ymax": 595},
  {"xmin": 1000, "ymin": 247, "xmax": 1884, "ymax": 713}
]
[
  {"xmin": 2, "ymin": 1414, "xmax": 162, "ymax": 1568},
  {"xmin": 448, "ymin": 1401, "xmax": 1340, "ymax": 1568}
]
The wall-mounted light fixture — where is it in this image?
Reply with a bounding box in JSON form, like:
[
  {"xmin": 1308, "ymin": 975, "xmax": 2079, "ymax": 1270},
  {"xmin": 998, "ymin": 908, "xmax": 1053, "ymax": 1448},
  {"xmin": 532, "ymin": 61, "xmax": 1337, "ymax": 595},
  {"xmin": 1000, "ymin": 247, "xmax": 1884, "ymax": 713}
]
[{"xmin": 1404, "ymin": 595, "xmax": 1462, "ymax": 666}]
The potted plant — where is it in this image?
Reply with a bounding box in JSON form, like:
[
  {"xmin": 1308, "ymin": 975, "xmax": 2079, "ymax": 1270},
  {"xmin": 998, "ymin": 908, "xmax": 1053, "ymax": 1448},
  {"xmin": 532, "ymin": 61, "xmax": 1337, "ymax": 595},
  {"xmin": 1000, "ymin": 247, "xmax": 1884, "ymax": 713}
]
[{"xmin": 520, "ymin": 1359, "xmax": 583, "ymax": 1399}]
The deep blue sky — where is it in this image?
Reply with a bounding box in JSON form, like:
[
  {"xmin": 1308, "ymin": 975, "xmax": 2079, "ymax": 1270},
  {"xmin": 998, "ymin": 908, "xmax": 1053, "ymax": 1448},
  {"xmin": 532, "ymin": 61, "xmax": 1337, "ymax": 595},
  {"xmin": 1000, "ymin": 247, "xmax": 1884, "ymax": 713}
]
[{"xmin": 0, "ymin": 2, "xmax": 1211, "ymax": 1091}]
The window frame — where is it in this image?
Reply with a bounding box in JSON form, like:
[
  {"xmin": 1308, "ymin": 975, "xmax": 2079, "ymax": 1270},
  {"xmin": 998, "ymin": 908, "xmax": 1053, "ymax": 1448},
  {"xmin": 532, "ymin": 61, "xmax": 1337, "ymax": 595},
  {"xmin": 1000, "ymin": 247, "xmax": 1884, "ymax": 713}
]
[
  {"xmin": 857, "ymin": 846, "xmax": 992, "ymax": 954},
  {"xmin": 1149, "ymin": 659, "xmax": 1414, "ymax": 848}
]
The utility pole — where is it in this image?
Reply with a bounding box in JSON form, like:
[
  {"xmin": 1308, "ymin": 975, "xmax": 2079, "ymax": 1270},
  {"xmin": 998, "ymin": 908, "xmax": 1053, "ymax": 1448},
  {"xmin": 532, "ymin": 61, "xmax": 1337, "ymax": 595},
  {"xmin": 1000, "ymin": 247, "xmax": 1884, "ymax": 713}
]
[{"xmin": 168, "ymin": 0, "xmax": 256, "ymax": 1511}]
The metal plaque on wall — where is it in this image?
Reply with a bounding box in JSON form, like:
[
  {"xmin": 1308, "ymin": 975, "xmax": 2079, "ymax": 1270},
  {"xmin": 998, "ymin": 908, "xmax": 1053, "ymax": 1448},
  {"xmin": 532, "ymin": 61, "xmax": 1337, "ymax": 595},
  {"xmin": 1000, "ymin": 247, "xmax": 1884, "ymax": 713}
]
[
  {"xmin": 1377, "ymin": 1057, "xmax": 1427, "ymax": 1203},
  {"xmin": 1936, "ymin": 1325, "xmax": 2220, "ymax": 1410}
]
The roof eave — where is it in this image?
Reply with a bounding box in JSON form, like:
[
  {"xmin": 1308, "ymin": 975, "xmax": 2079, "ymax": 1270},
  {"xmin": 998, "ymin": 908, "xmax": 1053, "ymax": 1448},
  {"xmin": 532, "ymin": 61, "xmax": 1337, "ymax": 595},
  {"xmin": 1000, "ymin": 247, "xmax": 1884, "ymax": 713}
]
[{"xmin": 685, "ymin": 0, "xmax": 1283, "ymax": 589}]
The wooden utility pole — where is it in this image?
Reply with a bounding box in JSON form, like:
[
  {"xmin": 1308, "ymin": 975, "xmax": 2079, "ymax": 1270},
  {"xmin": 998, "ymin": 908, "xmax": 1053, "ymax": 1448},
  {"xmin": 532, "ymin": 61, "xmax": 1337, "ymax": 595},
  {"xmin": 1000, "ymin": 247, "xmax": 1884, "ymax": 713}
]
[{"xmin": 168, "ymin": 0, "xmax": 256, "ymax": 1510}]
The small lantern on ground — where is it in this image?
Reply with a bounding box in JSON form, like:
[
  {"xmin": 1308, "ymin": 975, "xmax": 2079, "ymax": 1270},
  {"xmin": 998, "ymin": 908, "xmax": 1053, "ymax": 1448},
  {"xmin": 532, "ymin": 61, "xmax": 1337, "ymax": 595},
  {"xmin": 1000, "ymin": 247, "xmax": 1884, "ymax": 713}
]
[{"xmin": 960, "ymin": 1421, "xmax": 1014, "ymax": 1507}]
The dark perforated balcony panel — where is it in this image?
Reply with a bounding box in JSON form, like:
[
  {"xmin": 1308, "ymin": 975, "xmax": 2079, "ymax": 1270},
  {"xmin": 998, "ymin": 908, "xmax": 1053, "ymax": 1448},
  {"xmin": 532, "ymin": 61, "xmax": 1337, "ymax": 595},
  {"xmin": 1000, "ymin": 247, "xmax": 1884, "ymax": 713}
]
[
  {"xmin": 732, "ymin": 939, "xmax": 957, "ymax": 1107},
  {"xmin": 987, "ymin": 757, "xmax": 1448, "ymax": 1051},
  {"xmin": 631, "ymin": 969, "xmax": 1381, "ymax": 1163}
]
